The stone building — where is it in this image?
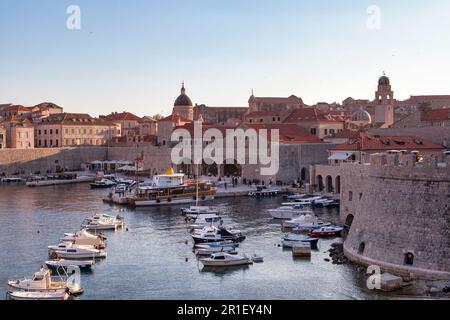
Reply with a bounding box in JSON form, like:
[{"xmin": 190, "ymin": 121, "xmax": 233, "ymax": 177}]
[
  {"xmin": 0, "ymin": 124, "xmax": 6, "ymax": 149},
  {"xmin": 193, "ymin": 104, "xmax": 248, "ymax": 125},
  {"xmin": 3, "ymin": 119, "xmax": 35, "ymax": 149},
  {"xmin": 100, "ymin": 112, "xmax": 141, "ymax": 137},
  {"xmin": 392, "ymin": 107, "xmax": 450, "ymax": 128},
  {"xmin": 157, "ymin": 113, "xmax": 191, "ymax": 146},
  {"xmin": 248, "ymin": 94, "xmax": 304, "ymax": 114},
  {"xmin": 0, "ymin": 105, "xmax": 32, "ymax": 119},
  {"xmin": 35, "ymin": 113, "xmax": 121, "ymax": 148}
]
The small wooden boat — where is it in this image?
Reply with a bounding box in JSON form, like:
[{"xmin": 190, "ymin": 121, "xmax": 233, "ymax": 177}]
[
  {"xmin": 200, "ymin": 252, "xmax": 253, "ymax": 267},
  {"xmin": 8, "ymin": 291, "xmax": 70, "ymax": 301},
  {"xmin": 282, "ymin": 235, "xmax": 320, "ymax": 250},
  {"xmin": 308, "ymin": 226, "xmax": 344, "ymax": 238},
  {"xmin": 251, "ymin": 254, "xmax": 264, "ymax": 263}
]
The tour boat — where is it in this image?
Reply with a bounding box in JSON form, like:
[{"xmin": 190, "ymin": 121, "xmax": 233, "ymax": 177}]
[
  {"xmin": 45, "ymin": 259, "xmax": 95, "ymax": 272},
  {"xmin": 8, "ymin": 291, "xmax": 70, "ymax": 301},
  {"xmin": 60, "ymin": 229, "xmax": 106, "ymax": 249},
  {"xmin": 131, "ymin": 169, "xmax": 216, "ymax": 207},
  {"xmin": 282, "ymin": 235, "xmax": 320, "ymax": 250},
  {"xmin": 308, "ymin": 226, "xmax": 344, "ymax": 238},
  {"xmin": 192, "ymin": 226, "xmax": 246, "ymax": 244},
  {"xmin": 200, "ymin": 252, "xmax": 253, "ymax": 267},
  {"xmin": 7, "ymin": 267, "xmax": 83, "ymax": 295},
  {"xmin": 90, "ymin": 178, "xmax": 116, "ymax": 189},
  {"xmin": 268, "ymin": 207, "xmax": 313, "ymax": 220}
]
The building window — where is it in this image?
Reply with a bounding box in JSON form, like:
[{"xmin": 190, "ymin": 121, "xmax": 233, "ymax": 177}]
[
  {"xmin": 56, "ymin": 129, "xmax": 59, "ymax": 135},
  {"xmin": 359, "ymin": 193, "xmax": 363, "ymax": 200},
  {"xmin": 310, "ymin": 128, "xmax": 317, "ymax": 135},
  {"xmin": 44, "ymin": 130, "xmax": 47, "ymax": 135},
  {"xmin": 404, "ymin": 252, "xmax": 414, "ymax": 266},
  {"xmin": 324, "ymin": 129, "xmax": 328, "ymax": 135},
  {"xmin": 39, "ymin": 140, "xmax": 42, "ymax": 146},
  {"xmin": 50, "ymin": 129, "xmax": 53, "ymax": 135},
  {"xmin": 65, "ymin": 129, "xmax": 68, "ymax": 134},
  {"xmin": 55, "ymin": 139, "xmax": 59, "ymax": 147},
  {"xmin": 50, "ymin": 139, "xmax": 53, "ymax": 146},
  {"xmin": 330, "ymin": 129, "xmax": 335, "ymax": 134},
  {"xmin": 358, "ymin": 242, "xmax": 365, "ymax": 255},
  {"xmin": 349, "ymin": 191, "xmax": 353, "ymax": 201},
  {"xmin": 38, "ymin": 130, "xmax": 41, "ymax": 135}
]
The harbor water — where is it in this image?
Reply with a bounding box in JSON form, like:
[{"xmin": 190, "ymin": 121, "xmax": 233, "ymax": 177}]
[{"xmin": 0, "ymin": 183, "xmax": 389, "ymax": 300}]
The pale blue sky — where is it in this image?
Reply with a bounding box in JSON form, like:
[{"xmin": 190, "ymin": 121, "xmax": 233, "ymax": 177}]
[{"xmin": 1, "ymin": 0, "xmax": 450, "ymax": 116}]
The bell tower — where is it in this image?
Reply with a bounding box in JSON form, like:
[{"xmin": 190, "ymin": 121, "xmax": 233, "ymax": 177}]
[{"xmin": 374, "ymin": 74, "xmax": 394, "ymax": 127}]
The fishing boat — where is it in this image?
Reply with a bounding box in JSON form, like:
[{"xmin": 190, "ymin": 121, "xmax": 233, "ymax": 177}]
[
  {"xmin": 7, "ymin": 267, "xmax": 83, "ymax": 295},
  {"xmin": 200, "ymin": 252, "xmax": 253, "ymax": 267},
  {"xmin": 90, "ymin": 178, "xmax": 116, "ymax": 189},
  {"xmin": 268, "ymin": 206, "xmax": 312, "ymax": 220},
  {"xmin": 60, "ymin": 229, "xmax": 106, "ymax": 249},
  {"xmin": 130, "ymin": 169, "xmax": 216, "ymax": 207},
  {"xmin": 7, "ymin": 291, "xmax": 70, "ymax": 301},
  {"xmin": 45, "ymin": 259, "xmax": 95, "ymax": 272},
  {"xmin": 282, "ymin": 234, "xmax": 320, "ymax": 250},
  {"xmin": 308, "ymin": 226, "xmax": 344, "ymax": 238},
  {"xmin": 192, "ymin": 226, "xmax": 246, "ymax": 244}
]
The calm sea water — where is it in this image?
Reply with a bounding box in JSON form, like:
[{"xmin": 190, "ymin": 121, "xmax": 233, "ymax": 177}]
[{"xmin": 0, "ymin": 183, "xmax": 386, "ymax": 300}]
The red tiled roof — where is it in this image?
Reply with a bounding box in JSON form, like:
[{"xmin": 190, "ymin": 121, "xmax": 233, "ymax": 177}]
[
  {"xmin": 33, "ymin": 102, "xmax": 63, "ymax": 110},
  {"xmin": 5, "ymin": 105, "xmax": 32, "ymax": 112},
  {"xmin": 325, "ymin": 129, "xmax": 362, "ymax": 140},
  {"xmin": 331, "ymin": 136, "xmax": 444, "ymax": 151},
  {"xmin": 242, "ymin": 123, "xmax": 322, "ymax": 144},
  {"xmin": 159, "ymin": 114, "xmax": 191, "ymax": 123},
  {"xmin": 422, "ymin": 108, "xmax": 450, "ymax": 121},
  {"xmin": 283, "ymin": 108, "xmax": 343, "ymax": 124},
  {"xmin": 102, "ymin": 112, "xmax": 141, "ymax": 122}
]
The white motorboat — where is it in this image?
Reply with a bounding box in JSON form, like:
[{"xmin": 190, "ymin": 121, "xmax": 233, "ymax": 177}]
[
  {"xmin": 182, "ymin": 206, "xmax": 219, "ymax": 217},
  {"xmin": 200, "ymin": 252, "xmax": 253, "ymax": 267},
  {"xmin": 251, "ymin": 254, "xmax": 264, "ymax": 263},
  {"xmin": 282, "ymin": 234, "xmax": 320, "ymax": 250},
  {"xmin": 61, "ymin": 229, "xmax": 106, "ymax": 249},
  {"xmin": 284, "ymin": 193, "xmax": 306, "ymax": 200},
  {"xmin": 195, "ymin": 246, "xmax": 237, "ymax": 256},
  {"xmin": 282, "ymin": 196, "xmax": 323, "ymax": 207},
  {"xmin": 48, "ymin": 243, "xmax": 94, "ymax": 254},
  {"xmin": 308, "ymin": 226, "xmax": 344, "ymax": 238},
  {"xmin": 292, "ymin": 221, "xmax": 332, "ymax": 232},
  {"xmin": 45, "ymin": 259, "xmax": 95, "ymax": 271},
  {"xmin": 282, "ymin": 214, "xmax": 322, "ymax": 228},
  {"xmin": 90, "ymin": 178, "xmax": 116, "ymax": 189},
  {"xmin": 7, "ymin": 267, "xmax": 83, "ymax": 294},
  {"xmin": 268, "ymin": 207, "xmax": 313, "ymax": 220},
  {"xmin": 81, "ymin": 214, "xmax": 124, "ymax": 230},
  {"xmin": 1, "ymin": 177, "xmax": 24, "ymax": 183},
  {"xmin": 8, "ymin": 291, "xmax": 70, "ymax": 301},
  {"xmin": 187, "ymin": 214, "xmax": 223, "ymax": 230},
  {"xmin": 49, "ymin": 244, "xmax": 107, "ymax": 260},
  {"xmin": 192, "ymin": 226, "xmax": 246, "ymax": 244}
]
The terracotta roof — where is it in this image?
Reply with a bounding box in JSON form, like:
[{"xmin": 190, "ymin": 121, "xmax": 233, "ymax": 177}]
[
  {"xmin": 245, "ymin": 110, "xmax": 290, "ymax": 118},
  {"xmin": 242, "ymin": 123, "xmax": 322, "ymax": 144},
  {"xmin": 4, "ymin": 105, "xmax": 32, "ymax": 112},
  {"xmin": 40, "ymin": 113, "xmax": 117, "ymax": 126},
  {"xmin": 101, "ymin": 112, "xmax": 141, "ymax": 122},
  {"xmin": 283, "ymin": 108, "xmax": 343, "ymax": 124},
  {"xmin": 159, "ymin": 114, "xmax": 191, "ymax": 123},
  {"xmin": 331, "ymin": 136, "xmax": 444, "ymax": 152},
  {"xmin": 325, "ymin": 129, "xmax": 362, "ymax": 140},
  {"xmin": 33, "ymin": 102, "xmax": 63, "ymax": 110},
  {"xmin": 422, "ymin": 108, "xmax": 450, "ymax": 121}
]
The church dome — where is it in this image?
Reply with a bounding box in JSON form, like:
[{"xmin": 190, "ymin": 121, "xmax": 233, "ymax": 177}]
[
  {"xmin": 351, "ymin": 108, "xmax": 372, "ymax": 124},
  {"xmin": 378, "ymin": 75, "xmax": 390, "ymax": 86},
  {"xmin": 174, "ymin": 83, "xmax": 193, "ymax": 107}
]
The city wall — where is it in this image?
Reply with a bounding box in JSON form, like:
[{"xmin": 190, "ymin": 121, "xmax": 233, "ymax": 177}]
[{"xmin": 341, "ymin": 155, "xmax": 450, "ymax": 279}]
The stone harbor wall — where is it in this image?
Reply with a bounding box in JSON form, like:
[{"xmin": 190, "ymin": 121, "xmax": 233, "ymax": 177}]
[
  {"xmin": 107, "ymin": 144, "xmax": 172, "ymax": 175},
  {"xmin": 0, "ymin": 147, "xmax": 107, "ymax": 175},
  {"xmin": 341, "ymin": 154, "xmax": 450, "ymax": 280}
]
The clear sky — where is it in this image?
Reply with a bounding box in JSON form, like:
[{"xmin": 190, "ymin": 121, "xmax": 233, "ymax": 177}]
[{"xmin": 1, "ymin": 0, "xmax": 450, "ymax": 116}]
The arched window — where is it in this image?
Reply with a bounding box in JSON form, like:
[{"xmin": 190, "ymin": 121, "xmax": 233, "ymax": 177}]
[
  {"xmin": 349, "ymin": 191, "xmax": 353, "ymax": 201},
  {"xmin": 358, "ymin": 242, "xmax": 365, "ymax": 255},
  {"xmin": 404, "ymin": 252, "xmax": 414, "ymax": 266},
  {"xmin": 301, "ymin": 168, "xmax": 308, "ymax": 181},
  {"xmin": 326, "ymin": 176, "xmax": 333, "ymax": 193}
]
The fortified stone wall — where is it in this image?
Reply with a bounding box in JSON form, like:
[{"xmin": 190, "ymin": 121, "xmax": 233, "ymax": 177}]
[
  {"xmin": 341, "ymin": 154, "xmax": 450, "ymax": 279},
  {"xmin": 0, "ymin": 147, "xmax": 108, "ymax": 175},
  {"xmin": 107, "ymin": 145, "xmax": 172, "ymax": 175}
]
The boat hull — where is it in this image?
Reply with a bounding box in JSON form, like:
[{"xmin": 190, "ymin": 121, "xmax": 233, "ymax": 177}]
[
  {"xmin": 134, "ymin": 195, "xmax": 215, "ymax": 207},
  {"xmin": 8, "ymin": 291, "xmax": 69, "ymax": 301},
  {"xmin": 200, "ymin": 259, "xmax": 252, "ymax": 267}
]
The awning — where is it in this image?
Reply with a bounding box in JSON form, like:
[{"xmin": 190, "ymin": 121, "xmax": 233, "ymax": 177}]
[{"xmin": 328, "ymin": 152, "xmax": 353, "ymax": 161}]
